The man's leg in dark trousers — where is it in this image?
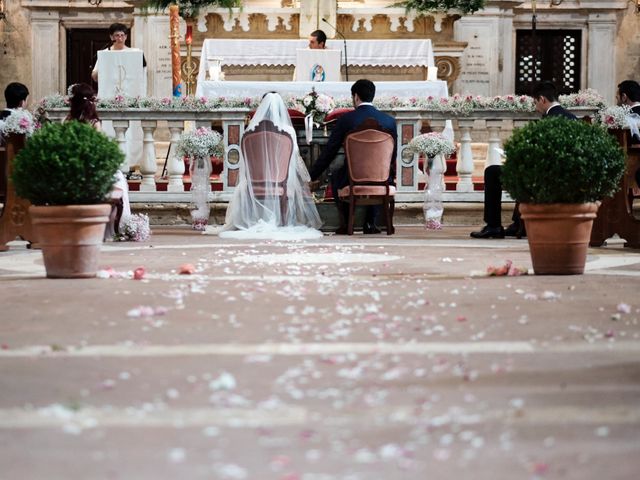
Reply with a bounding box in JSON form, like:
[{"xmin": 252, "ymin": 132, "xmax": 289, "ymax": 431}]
[{"xmin": 484, "ymin": 165, "xmax": 503, "ymax": 228}]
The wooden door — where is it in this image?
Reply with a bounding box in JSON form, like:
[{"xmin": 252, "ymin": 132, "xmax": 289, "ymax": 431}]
[{"xmin": 66, "ymin": 28, "xmax": 123, "ymax": 91}]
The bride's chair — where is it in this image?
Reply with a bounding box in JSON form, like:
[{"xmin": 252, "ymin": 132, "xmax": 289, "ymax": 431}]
[
  {"xmin": 338, "ymin": 128, "xmax": 396, "ymax": 235},
  {"xmin": 241, "ymin": 119, "xmax": 294, "ymax": 224}
]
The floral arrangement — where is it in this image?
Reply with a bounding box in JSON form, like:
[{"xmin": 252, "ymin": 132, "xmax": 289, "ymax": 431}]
[
  {"xmin": 143, "ymin": 0, "xmax": 241, "ymax": 19},
  {"xmin": 38, "ymin": 89, "xmax": 606, "ymax": 117},
  {"xmin": 299, "ymin": 89, "xmax": 336, "ymax": 123},
  {"xmin": 595, "ymin": 105, "xmax": 634, "ymax": 129},
  {"xmin": 393, "ymin": 0, "xmax": 486, "ymax": 15},
  {"xmin": 174, "ymin": 127, "xmax": 223, "ymax": 159},
  {"xmin": 407, "ymin": 132, "xmax": 456, "ymax": 158},
  {"xmin": 116, "ymin": 214, "xmax": 151, "ymax": 242},
  {"xmin": 0, "ymin": 109, "xmax": 40, "ymax": 137}
]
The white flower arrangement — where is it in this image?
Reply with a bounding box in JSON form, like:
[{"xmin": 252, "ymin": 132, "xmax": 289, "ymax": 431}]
[
  {"xmin": 175, "ymin": 127, "xmax": 223, "ymax": 159},
  {"xmin": 38, "ymin": 89, "xmax": 606, "ymax": 117},
  {"xmin": 595, "ymin": 105, "xmax": 633, "ymax": 129},
  {"xmin": 116, "ymin": 213, "xmax": 151, "ymax": 242},
  {"xmin": 407, "ymin": 132, "xmax": 456, "ymax": 158},
  {"xmin": 0, "ymin": 109, "xmax": 39, "ymax": 137}
]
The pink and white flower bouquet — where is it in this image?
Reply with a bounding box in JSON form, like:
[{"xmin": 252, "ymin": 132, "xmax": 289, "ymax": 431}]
[
  {"xmin": 0, "ymin": 109, "xmax": 40, "ymax": 137},
  {"xmin": 299, "ymin": 88, "xmax": 335, "ymax": 123}
]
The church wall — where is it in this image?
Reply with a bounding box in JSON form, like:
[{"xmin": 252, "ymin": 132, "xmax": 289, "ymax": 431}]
[
  {"xmin": 1, "ymin": 1, "xmax": 639, "ymax": 108},
  {"xmin": 616, "ymin": 4, "xmax": 640, "ymax": 85},
  {"xmin": 0, "ymin": 1, "xmax": 32, "ymax": 108}
]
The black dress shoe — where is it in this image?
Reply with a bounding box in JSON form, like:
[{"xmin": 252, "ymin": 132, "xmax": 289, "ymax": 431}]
[
  {"xmin": 504, "ymin": 223, "xmax": 526, "ymax": 238},
  {"xmin": 470, "ymin": 225, "xmax": 505, "ymax": 239},
  {"xmin": 363, "ymin": 224, "xmax": 382, "ymax": 234},
  {"xmin": 334, "ymin": 226, "xmax": 349, "ymax": 235}
]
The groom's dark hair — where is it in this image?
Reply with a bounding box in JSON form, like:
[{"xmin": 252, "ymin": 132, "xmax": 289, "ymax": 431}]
[
  {"xmin": 532, "ymin": 81, "xmax": 559, "ymax": 102},
  {"xmin": 351, "ymin": 79, "xmax": 376, "ymax": 103},
  {"xmin": 618, "ymin": 80, "xmax": 640, "ymax": 102},
  {"xmin": 4, "ymin": 82, "xmax": 29, "ymax": 108}
]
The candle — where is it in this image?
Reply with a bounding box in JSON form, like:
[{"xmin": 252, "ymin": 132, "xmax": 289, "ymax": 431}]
[
  {"xmin": 169, "ymin": 5, "xmax": 182, "ymax": 97},
  {"xmin": 185, "ymin": 25, "xmax": 193, "ymax": 46},
  {"xmin": 532, "ymin": 0, "xmax": 536, "ymax": 15}
]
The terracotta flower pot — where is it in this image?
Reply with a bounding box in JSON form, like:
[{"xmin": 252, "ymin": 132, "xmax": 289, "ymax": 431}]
[
  {"xmin": 29, "ymin": 204, "xmax": 111, "ymax": 278},
  {"xmin": 519, "ymin": 202, "xmax": 600, "ymax": 275}
]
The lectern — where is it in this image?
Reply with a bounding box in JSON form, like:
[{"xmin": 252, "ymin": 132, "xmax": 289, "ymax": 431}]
[
  {"xmin": 295, "ymin": 49, "xmax": 341, "ymax": 82},
  {"xmin": 96, "ymin": 50, "xmax": 145, "ymax": 97}
]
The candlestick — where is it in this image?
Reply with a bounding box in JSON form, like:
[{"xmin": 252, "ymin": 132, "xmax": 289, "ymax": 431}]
[{"xmin": 169, "ymin": 5, "xmax": 182, "ymax": 97}]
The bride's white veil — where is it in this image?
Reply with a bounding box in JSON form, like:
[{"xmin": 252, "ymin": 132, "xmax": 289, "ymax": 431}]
[{"xmin": 218, "ymin": 92, "xmax": 322, "ymax": 239}]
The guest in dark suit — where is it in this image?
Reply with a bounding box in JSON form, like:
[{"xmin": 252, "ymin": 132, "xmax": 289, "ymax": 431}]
[
  {"xmin": 309, "ymin": 79, "xmax": 397, "ymax": 234},
  {"xmin": 470, "ymin": 81, "xmax": 577, "ymax": 239},
  {"xmin": 617, "ymin": 80, "xmax": 640, "ymax": 188},
  {"xmin": 1, "ymin": 82, "xmax": 29, "ymax": 120}
]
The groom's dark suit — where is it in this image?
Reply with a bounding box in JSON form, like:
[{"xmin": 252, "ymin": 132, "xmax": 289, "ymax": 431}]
[
  {"xmin": 310, "ymin": 104, "xmax": 397, "ymax": 187},
  {"xmin": 309, "ymin": 104, "xmax": 397, "ymax": 228}
]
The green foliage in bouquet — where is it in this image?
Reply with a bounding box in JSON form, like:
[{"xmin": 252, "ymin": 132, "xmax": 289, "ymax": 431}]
[
  {"xmin": 143, "ymin": 0, "xmax": 241, "ymax": 18},
  {"xmin": 501, "ymin": 116, "xmax": 625, "ymax": 204},
  {"xmin": 12, "ymin": 121, "xmax": 124, "ymax": 206},
  {"xmin": 393, "ymin": 0, "xmax": 486, "ymax": 14}
]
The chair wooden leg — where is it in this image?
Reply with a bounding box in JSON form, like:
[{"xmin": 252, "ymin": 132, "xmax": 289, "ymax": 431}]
[
  {"xmin": 388, "ymin": 198, "xmax": 395, "ymax": 235},
  {"xmin": 348, "ymin": 197, "xmax": 355, "ymax": 235},
  {"xmin": 384, "ymin": 197, "xmax": 393, "ymax": 235}
]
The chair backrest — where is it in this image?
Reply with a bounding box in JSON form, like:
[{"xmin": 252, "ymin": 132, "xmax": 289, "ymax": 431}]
[
  {"xmin": 344, "ymin": 128, "xmax": 394, "ymax": 183},
  {"xmin": 241, "ymin": 119, "xmax": 293, "ymax": 184}
]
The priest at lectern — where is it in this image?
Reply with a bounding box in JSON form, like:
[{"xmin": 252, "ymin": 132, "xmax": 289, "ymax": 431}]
[{"xmin": 293, "ymin": 29, "xmax": 341, "ymax": 82}]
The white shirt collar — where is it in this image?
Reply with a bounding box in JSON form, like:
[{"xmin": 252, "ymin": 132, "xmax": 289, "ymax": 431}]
[
  {"xmin": 357, "ymin": 102, "xmax": 374, "ymax": 107},
  {"xmin": 545, "ymin": 103, "xmax": 561, "ymax": 115}
]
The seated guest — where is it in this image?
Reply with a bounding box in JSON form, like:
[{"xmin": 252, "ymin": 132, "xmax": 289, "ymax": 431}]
[
  {"xmin": 66, "ymin": 83, "xmax": 130, "ymax": 236},
  {"xmin": 617, "ymin": 80, "xmax": 640, "ymax": 188},
  {"xmin": 308, "ymin": 79, "xmax": 397, "ymax": 234},
  {"xmin": 1, "ymin": 82, "xmax": 29, "ymax": 120},
  {"xmin": 470, "ymin": 81, "xmax": 577, "ymax": 239}
]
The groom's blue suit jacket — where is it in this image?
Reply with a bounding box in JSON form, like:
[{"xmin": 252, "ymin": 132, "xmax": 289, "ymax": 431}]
[{"xmin": 309, "ymin": 104, "xmax": 398, "ymax": 188}]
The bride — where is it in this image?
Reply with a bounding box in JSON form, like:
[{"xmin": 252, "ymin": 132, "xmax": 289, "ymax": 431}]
[{"xmin": 208, "ymin": 92, "xmax": 323, "ymax": 240}]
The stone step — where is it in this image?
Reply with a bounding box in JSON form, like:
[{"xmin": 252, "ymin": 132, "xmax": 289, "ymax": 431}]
[{"xmin": 132, "ymin": 201, "xmax": 516, "ymax": 230}]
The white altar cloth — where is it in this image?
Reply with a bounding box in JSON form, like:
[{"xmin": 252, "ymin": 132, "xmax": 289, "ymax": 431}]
[
  {"xmin": 196, "ymin": 80, "xmax": 448, "ymax": 100},
  {"xmin": 197, "ymin": 39, "xmax": 435, "ymax": 87}
]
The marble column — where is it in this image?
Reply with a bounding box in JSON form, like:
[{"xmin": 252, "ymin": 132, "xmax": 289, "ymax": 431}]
[
  {"xmin": 30, "ymin": 10, "xmax": 61, "ymax": 102},
  {"xmin": 588, "ymin": 13, "xmax": 618, "ymax": 104},
  {"xmin": 132, "ymin": 12, "xmax": 172, "ymax": 97}
]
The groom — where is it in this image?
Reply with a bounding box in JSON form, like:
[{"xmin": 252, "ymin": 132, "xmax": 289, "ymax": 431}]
[{"xmin": 308, "ymin": 79, "xmax": 397, "ymax": 234}]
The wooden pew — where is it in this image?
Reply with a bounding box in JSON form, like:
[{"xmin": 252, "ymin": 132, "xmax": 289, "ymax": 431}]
[
  {"xmin": 0, "ymin": 134, "xmax": 35, "ymax": 250},
  {"xmin": 590, "ymin": 129, "xmax": 640, "ymax": 248}
]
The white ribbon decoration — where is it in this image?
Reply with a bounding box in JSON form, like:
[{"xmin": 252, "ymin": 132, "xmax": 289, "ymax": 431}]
[{"xmin": 304, "ymin": 113, "xmax": 314, "ymax": 144}]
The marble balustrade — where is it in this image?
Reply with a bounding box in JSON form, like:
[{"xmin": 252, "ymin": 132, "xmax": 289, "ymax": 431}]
[{"xmin": 45, "ymin": 108, "xmax": 597, "ymax": 204}]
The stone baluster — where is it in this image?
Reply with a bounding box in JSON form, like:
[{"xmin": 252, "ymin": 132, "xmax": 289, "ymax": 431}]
[
  {"xmin": 456, "ymin": 119, "xmax": 475, "ymax": 192},
  {"xmin": 166, "ymin": 121, "xmax": 186, "ymax": 192},
  {"xmin": 139, "ymin": 120, "xmax": 158, "ymax": 192},
  {"xmin": 112, "ymin": 120, "xmax": 129, "ymax": 173},
  {"xmin": 485, "ymin": 119, "xmax": 505, "ymax": 168}
]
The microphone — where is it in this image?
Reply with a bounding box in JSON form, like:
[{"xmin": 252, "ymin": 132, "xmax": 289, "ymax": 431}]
[{"xmin": 322, "ymin": 18, "xmax": 348, "ymax": 81}]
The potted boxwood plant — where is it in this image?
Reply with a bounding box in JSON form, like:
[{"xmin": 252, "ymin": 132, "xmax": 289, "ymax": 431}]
[
  {"xmin": 501, "ymin": 116, "xmax": 626, "ymax": 275},
  {"xmin": 11, "ymin": 121, "xmax": 124, "ymax": 278}
]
